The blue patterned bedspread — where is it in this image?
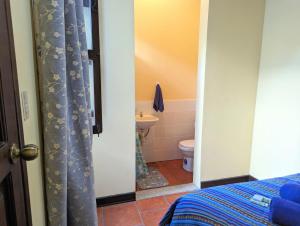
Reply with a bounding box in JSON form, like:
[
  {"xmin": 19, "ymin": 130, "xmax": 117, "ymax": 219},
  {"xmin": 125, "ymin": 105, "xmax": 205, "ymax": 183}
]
[{"xmin": 160, "ymin": 174, "xmax": 300, "ymax": 226}]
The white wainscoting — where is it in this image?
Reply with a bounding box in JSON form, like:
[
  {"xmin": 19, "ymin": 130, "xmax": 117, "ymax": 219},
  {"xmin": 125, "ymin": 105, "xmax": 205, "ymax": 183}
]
[{"xmin": 136, "ymin": 99, "xmax": 196, "ymax": 162}]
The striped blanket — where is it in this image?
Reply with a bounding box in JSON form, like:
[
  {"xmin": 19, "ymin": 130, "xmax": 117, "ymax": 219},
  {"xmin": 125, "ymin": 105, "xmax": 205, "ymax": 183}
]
[{"xmin": 160, "ymin": 174, "xmax": 300, "ymax": 226}]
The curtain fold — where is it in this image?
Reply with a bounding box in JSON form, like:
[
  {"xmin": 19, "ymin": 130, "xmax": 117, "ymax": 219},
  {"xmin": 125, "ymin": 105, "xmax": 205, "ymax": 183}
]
[{"xmin": 33, "ymin": 0, "xmax": 98, "ymax": 225}]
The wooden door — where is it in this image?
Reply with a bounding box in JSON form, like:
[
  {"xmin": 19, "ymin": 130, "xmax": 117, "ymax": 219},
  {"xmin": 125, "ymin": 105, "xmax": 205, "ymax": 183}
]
[{"xmin": 0, "ymin": 0, "xmax": 38, "ymax": 225}]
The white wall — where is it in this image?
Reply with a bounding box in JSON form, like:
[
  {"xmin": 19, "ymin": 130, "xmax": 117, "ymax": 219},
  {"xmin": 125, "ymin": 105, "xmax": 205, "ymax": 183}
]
[
  {"xmin": 136, "ymin": 100, "xmax": 195, "ymax": 162},
  {"xmin": 250, "ymin": 0, "xmax": 300, "ymax": 179},
  {"xmin": 199, "ymin": 0, "xmax": 265, "ymax": 181},
  {"xmin": 10, "ymin": 1, "xmax": 46, "ymax": 226},
  {"xmin": 92, "ymin": 0, "xmax": 136, "ymax": 197}
]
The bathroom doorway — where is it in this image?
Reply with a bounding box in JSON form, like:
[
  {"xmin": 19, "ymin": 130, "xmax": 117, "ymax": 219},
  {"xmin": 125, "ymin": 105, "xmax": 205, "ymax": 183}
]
[{"xmin": 134, "ymin": 0, "xmax": 201, "ymax": 196}]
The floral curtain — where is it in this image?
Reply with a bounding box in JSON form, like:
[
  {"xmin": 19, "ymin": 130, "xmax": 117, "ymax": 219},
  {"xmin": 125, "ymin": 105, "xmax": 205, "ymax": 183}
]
[{"xmin": 33, "ymin": 0, "xmax": 98, "ymax": 225}]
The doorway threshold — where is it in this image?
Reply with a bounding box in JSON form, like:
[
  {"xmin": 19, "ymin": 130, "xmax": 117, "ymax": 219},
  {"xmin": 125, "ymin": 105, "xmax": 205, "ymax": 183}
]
[{"xmin": 136, "ymin": 183, "xmax": 198, "ymax": 200}]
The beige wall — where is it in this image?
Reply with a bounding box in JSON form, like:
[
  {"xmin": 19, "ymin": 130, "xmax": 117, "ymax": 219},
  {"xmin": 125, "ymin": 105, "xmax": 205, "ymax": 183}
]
[
  {"xmin": 10, "ymin": 1, "xmax": 46, "ymax": 226},
  {"xmin": 135, "ymin": 0, "xmax": 200, "ymax": 101},
  {"xmin": 92, "ymin": 0, "xmax": 136, "ymax": 197},
  {"xmin": 250, "ymin": 0, "xmax": 300, "ymax": 179},
  {"xmin": 200, "ymin": 0, "xmax": 265, "ymax": 181}
]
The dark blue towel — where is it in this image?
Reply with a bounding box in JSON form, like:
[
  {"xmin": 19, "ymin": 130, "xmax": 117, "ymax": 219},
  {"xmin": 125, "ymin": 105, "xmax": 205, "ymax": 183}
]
[
  {"xmin": 280, "ymin": 183, "xmax": 300, "ymax": 204},
  {"xmin": 153, "ymin": 84, "xmax": 164, "ymax": 112},
  {"xmin": 270, "ymin": 197, "xmax": 300, "ymax": 226}
]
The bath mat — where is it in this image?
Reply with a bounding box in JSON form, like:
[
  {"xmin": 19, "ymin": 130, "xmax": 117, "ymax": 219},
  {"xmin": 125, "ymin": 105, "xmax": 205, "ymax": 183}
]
[{"xmin": 136, "ymin": 167, "xmax": 169, "ymax": 190}]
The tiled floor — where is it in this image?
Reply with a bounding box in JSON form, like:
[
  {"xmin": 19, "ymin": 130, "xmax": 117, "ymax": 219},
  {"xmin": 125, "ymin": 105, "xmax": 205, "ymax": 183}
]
[
  {"xmin": 148, "ymin": 159, "xmax": 193, "ymax": 186},
  {"xmin": 98, "ymin": 192, "xmax": 187, "ymax": 226}
]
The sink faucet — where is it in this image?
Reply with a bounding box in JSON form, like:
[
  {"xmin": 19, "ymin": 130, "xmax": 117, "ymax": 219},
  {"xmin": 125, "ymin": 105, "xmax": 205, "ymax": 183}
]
[{"xmin": 140, "ymin": 112, "xmax": 143, "ymax": 117}]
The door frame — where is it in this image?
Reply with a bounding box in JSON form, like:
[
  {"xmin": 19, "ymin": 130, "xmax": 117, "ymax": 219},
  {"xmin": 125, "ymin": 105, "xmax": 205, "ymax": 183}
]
[
  {"xmin": 4, "ymin": 0, "xmax": 33, "ymax": 225},
  {"xmin": 193, "ymin": 0, "xmax": 210, "ymax": 188},
  {"xmin": 132, "ymin": 0, "xmax": 211, "ymax": 189}
]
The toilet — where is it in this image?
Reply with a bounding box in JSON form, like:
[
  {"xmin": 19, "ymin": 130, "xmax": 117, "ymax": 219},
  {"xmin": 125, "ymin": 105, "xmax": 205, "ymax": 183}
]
[{"xmin": 178, "ymin": 139, "xmax": 195, "ymax": 172}]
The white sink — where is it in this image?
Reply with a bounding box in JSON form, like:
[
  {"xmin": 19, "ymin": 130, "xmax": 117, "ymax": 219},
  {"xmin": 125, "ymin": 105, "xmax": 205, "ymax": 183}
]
[{"xmin": 136, "ymin": 114, "xmax": 159, "ymax": 130}]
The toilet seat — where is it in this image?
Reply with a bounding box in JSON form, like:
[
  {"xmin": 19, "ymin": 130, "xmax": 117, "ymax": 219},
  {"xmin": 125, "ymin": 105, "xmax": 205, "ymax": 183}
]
[{"xmin": 179, "ymin": 140, "xmax": 195, "ymax": 152}]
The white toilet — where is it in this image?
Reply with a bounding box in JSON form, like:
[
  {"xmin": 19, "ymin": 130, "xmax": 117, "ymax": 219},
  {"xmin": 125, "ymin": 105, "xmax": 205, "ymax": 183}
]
[{"xmin": 178, "ymin": 139, "xmax": 195, "ymax": 172}]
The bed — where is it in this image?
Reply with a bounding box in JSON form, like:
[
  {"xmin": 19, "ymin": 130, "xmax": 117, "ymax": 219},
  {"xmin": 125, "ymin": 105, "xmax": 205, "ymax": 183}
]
[{"xmin": 160, "ymin": 174, "xmax": 300, "ymax": 226}]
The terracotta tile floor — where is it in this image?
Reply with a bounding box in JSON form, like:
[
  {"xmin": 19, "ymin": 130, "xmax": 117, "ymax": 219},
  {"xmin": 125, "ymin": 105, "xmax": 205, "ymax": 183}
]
[
  {"xmin": 98, "ymin": 192, "xmax": 187, "ymax": 226},
  {"xmin": 147, "ymin": 159, "xmax": 193, "ymax": 186}
]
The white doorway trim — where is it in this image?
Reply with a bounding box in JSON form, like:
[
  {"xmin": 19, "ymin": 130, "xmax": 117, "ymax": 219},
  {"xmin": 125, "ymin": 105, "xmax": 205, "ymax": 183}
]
[{"xmin": 193, "ymin": 0, "xmax": 210, "ymax": 188}]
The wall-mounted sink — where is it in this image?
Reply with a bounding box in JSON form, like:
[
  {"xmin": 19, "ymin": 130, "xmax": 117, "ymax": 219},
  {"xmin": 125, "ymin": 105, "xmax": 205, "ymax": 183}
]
[{"xmin": 136, "ymin": 114, "xmax": 159, "ymax": 130}]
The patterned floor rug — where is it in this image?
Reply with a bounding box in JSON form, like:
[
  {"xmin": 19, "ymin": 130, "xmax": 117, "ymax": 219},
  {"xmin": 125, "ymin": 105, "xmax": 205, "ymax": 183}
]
[{"xmin": 136, "ymin": 167, "xmax": 169, "ymax": 190}]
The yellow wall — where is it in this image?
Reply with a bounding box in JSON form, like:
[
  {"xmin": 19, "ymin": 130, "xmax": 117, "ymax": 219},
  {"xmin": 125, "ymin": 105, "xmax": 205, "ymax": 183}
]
[{"xmin": 135, "ymin": 0, "xmax": 200, "ymax": 101}]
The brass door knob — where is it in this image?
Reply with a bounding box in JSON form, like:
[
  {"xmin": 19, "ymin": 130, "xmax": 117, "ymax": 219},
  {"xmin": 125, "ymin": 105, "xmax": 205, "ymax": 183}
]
[{"xmin": 10, "ymin": 143, "xmax": 39, "ymax": 163}]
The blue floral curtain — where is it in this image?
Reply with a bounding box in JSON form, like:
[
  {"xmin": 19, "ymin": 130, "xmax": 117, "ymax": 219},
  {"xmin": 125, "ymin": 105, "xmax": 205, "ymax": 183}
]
[{"xmin": 33, "ymin": 0, "xmax": 98, "ymax": 225}]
